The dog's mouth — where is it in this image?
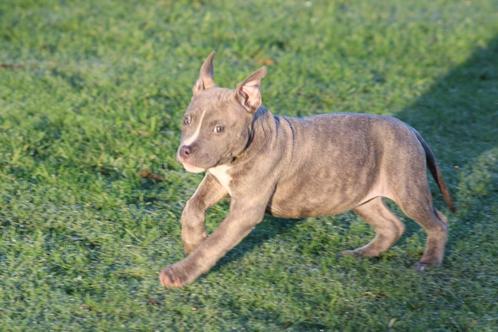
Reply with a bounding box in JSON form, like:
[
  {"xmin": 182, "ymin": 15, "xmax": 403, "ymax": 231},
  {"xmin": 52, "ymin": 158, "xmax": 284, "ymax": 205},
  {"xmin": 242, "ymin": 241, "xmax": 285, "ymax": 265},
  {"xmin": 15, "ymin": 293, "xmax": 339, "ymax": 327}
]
[
  {"xmin": 181, "ymin": 161, "xmax": 206, "ymax": 173},
  {"xmin": 176, "ymin": 147, "xmax": 233, "ymax": 174},
  {"xmin": 176, "ymin": 154, "xmax": 207, "ymax": 173}
]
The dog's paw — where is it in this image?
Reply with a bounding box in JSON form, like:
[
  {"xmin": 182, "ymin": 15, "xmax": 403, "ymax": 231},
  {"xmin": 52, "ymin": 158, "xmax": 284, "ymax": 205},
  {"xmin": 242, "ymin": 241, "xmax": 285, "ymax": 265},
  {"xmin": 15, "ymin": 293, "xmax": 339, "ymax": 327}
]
[
  {"xmin": 159, "ymin": 263, "xmax": 190, "ymax": 288},
  {"xmin": 183, "ymin": 244, "xmax": 194, "ymax": 256},
  {"xmin": 414, "ymin": 261, "xmax": 441, "ymax": 272},
  {"xmin": 341, "ymin": 249, "xmax": 361, "ymax": 257},
  {"xmin": 414, "ymin": 262, "xmax": 428, "ymax": 272},
  {"xmin": 182, "ymin": 233, "xmax": 207, "ymax": 256},
  {"xmin": 341, "ymin": 248, "xmax": 380, "ymax": 257},
  {"xmin": 183, "ymin": 241, "xmax": 202, "ymax": 256}
]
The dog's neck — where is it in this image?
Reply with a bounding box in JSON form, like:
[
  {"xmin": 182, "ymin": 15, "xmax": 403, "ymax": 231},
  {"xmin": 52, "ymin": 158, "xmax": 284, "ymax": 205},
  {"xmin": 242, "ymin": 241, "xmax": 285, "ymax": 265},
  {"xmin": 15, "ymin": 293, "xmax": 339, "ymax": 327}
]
[{"xmin": 229, "ymin": 106, "xmax": 279, "ymax": 166}]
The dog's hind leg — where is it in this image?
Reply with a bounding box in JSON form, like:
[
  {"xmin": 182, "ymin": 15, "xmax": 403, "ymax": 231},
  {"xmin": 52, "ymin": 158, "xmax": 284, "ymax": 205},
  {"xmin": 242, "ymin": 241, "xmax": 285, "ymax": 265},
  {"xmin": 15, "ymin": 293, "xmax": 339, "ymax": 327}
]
[
  {"xmin": 396, "ymin": 197, "xmax": 448, "ymax": 271},
  {"xmin": 343, "ymin": 197, "xmax": 405, "ymax": 257}
]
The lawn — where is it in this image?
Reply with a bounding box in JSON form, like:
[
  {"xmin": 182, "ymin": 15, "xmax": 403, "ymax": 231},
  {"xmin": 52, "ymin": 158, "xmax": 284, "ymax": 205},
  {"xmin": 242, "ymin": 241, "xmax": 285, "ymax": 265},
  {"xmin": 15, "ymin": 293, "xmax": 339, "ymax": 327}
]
[{"xmin": 0, "ymin": 0, "xmax": 497, "ymax": 330}]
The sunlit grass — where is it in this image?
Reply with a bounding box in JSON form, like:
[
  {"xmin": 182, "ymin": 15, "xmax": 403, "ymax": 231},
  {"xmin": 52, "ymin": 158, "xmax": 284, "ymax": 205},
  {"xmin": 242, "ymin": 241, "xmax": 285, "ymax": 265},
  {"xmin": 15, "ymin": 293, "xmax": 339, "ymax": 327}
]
[{"xmin": 0, "ymin": 0, "xmax": 497, "ymax": 330}]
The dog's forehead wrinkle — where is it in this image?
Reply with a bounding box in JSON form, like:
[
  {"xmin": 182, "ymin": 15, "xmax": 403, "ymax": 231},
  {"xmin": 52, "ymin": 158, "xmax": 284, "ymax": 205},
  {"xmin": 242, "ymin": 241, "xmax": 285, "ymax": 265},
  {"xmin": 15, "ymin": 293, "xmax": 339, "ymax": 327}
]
[
  {"xmin": 192, "ymin": 87, "xmax": 234, "ymax": 104},
  {"xmin": 188, "ymin": 90, "xmax": 244, "ymax": 125}
]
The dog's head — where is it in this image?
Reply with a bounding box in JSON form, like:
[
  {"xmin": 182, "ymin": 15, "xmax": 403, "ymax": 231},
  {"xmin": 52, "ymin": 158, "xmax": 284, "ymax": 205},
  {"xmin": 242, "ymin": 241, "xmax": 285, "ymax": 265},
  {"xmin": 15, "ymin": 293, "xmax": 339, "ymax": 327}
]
[{"xmin": 177, "ymin": 52, "xmax": 267, "ymax": 173}]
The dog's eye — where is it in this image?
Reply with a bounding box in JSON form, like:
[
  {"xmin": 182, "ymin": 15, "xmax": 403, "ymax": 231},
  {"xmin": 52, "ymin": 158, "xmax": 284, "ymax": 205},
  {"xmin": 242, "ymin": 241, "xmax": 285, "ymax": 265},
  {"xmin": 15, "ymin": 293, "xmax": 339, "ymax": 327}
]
[
  {"xmin": 183, "ymin": 115, "xmax": 192, "ymax": 126},
  {"xmin": 214, "ymin": 125, "xmax": 224, "ymax": 133}
]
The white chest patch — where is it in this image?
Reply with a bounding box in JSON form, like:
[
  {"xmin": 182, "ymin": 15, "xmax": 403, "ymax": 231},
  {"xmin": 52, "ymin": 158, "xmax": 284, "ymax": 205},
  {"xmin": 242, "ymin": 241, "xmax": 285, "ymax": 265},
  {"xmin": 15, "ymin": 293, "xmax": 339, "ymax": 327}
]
[{"xmin": 208, "ymin": 165, "xmax": 232, "ymax": 193}]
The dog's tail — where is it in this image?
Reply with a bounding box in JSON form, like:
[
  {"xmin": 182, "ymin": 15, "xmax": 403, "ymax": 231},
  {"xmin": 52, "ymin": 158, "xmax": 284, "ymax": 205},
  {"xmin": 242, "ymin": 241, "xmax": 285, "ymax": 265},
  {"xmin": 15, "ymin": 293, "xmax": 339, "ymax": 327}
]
[{"xmin": 414, "ymin": 130, "xmax": 456, "ymax": 212}]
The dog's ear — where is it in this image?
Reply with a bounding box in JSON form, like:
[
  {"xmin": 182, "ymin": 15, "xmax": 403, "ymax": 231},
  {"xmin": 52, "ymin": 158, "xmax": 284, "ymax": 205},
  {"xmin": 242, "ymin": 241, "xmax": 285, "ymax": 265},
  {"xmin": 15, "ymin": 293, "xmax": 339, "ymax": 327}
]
[
  {"xmin": 235, "ymin": 67, "xmax": 267, "ymax": 113},
  {"xmin": 193, "ymin": 51, "xmax": 216, "ymax": 95}
]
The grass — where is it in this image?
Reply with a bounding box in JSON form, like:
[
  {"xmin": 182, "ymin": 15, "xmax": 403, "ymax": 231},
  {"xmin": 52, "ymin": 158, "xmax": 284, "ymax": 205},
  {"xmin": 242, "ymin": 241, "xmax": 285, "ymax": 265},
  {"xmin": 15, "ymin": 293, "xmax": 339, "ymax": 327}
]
[{"xmin": 0, "ymin": 0, "xmax": 497, "ymax": 330}]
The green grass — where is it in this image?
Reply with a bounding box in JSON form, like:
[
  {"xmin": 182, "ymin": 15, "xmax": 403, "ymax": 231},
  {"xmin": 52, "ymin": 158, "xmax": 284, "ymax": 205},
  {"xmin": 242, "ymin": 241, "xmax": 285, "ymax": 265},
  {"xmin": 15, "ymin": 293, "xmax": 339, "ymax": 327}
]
[{"xmin": 1, "ymin": 0, "xmax": 497, "ymax": 330}]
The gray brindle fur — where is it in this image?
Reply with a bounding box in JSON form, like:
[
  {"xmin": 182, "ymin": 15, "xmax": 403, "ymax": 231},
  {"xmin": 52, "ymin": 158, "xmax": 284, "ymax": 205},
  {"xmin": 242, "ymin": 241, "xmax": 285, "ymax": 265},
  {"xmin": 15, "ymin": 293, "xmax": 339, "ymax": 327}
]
[{"xmin": 160, "ymin": 52, "xmax": 455, "ymax": 288}]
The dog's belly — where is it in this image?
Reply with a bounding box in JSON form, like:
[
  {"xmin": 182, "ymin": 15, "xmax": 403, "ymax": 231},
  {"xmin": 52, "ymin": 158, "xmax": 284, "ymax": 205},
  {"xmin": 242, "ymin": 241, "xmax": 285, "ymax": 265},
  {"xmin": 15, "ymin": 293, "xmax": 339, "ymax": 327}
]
[
  {"xmin": 267, "ymin": 175, "xmax": 376, "ymax": 218},
  {"xmin": 267, "ymin": 199, "xmax": 350, "ymax": 218}
]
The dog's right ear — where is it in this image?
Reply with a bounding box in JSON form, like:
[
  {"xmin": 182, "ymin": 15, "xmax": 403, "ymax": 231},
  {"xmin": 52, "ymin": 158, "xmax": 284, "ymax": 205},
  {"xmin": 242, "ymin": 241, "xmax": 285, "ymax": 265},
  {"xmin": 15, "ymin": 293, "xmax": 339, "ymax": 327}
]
[
  {"xmin": 234, "ymin": 66, "xmax": 267, "ymax": 113},
  {"xmin": 193, "ymin": 51, "xmax": 216, "ymax": 95}
]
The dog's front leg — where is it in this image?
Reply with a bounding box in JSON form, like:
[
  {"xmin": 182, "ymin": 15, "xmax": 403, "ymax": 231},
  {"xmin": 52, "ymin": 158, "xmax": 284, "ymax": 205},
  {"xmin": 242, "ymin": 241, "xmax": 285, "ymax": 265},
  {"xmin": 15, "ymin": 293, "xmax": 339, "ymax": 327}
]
[
  {"xmin": 181, "ymin": 174, "xmax": 228, "ymax": 254},
  {"xmin": 161, "ymin": 194, "xmax": 269, "ymax": 288}
]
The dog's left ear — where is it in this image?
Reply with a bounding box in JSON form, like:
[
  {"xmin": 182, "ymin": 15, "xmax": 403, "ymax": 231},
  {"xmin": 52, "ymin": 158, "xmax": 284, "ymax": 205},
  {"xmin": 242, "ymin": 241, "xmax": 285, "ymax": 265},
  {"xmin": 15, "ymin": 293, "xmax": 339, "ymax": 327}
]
[
  {"xmin": 193, "ymin": 51, "xmax": 216, "ymax": 95},
  {"xmin": 235, "ymin": 67, "xmax": 267, "ymax": 113}
]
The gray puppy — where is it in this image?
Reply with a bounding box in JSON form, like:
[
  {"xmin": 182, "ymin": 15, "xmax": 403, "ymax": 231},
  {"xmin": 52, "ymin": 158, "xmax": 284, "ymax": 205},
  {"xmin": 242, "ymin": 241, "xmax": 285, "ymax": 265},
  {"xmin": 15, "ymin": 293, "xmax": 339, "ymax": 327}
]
[{"xmin": 160, "ymin": 52, "xmax": 454, "ymax": 288}]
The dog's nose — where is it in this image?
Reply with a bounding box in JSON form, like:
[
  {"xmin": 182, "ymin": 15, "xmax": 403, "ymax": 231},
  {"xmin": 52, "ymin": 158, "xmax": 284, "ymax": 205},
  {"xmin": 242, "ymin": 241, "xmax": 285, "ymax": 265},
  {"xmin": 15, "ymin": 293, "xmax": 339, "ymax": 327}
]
[{"xmin": 179, "ymin": 145, "xmax": 192, "ymax": 159}]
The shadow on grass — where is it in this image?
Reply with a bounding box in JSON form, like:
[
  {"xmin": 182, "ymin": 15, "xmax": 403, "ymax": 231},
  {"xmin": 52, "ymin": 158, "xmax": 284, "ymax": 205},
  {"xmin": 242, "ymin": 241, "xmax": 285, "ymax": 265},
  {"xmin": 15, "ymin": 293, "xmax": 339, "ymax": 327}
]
[
  {"xmin": 395, "ymin": 36, "xmax": 498, "ymax": 247},
  {"xmin": 213, "ymin": 216, "xmax": 301, "ymax": 271}
]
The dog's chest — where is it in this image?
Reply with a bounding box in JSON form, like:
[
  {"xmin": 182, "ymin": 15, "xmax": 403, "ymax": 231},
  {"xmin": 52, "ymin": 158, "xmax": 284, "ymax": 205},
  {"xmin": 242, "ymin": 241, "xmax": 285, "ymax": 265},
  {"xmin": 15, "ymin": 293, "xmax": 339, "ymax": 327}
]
[{"xmin": 208, "ymin": 165, "xmax": 232, "ymax": 193}]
